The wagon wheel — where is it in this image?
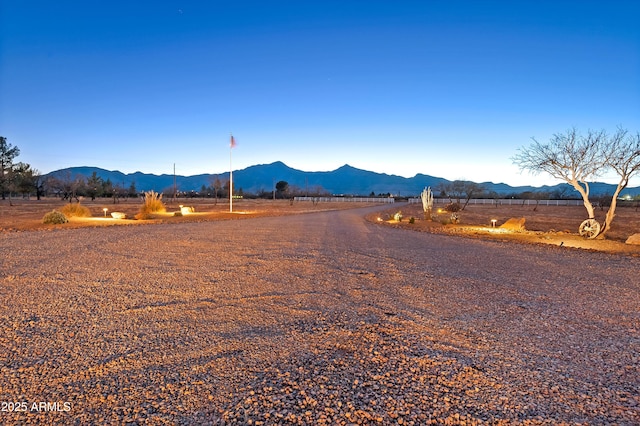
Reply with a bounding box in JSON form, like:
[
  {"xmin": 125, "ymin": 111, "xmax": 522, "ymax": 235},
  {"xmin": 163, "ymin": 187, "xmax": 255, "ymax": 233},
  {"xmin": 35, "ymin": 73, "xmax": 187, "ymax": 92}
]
[{"xmin": 578, "ymin": 218, "xmax": 601, "ymax": 239}]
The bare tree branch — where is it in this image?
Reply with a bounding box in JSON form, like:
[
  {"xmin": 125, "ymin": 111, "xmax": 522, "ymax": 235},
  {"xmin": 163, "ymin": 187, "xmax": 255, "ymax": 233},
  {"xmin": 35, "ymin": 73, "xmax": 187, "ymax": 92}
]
[{"xmin": 512, "ymin": 127, "xmax": 637, "ymax": 238}]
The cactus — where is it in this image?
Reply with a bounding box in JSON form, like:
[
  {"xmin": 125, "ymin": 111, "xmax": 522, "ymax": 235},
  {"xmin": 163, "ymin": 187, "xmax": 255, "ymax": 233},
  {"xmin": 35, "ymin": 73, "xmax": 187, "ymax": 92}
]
[{"xmin": 421, "ymin": 186, "xmax": 434, "ymax": 221}]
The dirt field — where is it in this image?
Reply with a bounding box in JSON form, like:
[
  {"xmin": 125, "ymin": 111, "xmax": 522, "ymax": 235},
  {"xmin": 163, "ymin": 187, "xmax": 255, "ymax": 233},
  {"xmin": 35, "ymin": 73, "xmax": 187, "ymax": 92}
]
[
  {"xmin": 371, "ymin": 201, "xmax": 640, "ymax": 256},
  {"xmin": 1, "ymin": 203, "xmax": 638, "ymax": 424},
  {"xmin": 0, "ymin": 197, "xmax": 369, "ymax": 232},
  {"xmin": 2, "ymin": 197, "xmax": 639, "ymax": 255}
]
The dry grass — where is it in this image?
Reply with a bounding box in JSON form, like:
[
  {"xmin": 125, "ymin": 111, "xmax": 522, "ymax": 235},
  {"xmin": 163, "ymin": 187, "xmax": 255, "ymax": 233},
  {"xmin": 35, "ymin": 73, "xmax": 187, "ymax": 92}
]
[
  {"xmin": 140, "ymin": 191, "xmax": 167, "ymax": 216},
  {"xmin": 60, "ymin": 202, "xmax": 92, "ymax": 218}
]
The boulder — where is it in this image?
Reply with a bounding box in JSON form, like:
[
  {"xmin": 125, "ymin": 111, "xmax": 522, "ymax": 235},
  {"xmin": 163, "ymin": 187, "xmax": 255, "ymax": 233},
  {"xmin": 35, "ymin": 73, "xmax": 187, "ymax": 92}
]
[
  {"xmin": 625, "ymin": 233, "xmax": 640, "ymax": 245},
  {"xmin": 500, "ymin": 217, "xmax": 526, "ymax": 232}
]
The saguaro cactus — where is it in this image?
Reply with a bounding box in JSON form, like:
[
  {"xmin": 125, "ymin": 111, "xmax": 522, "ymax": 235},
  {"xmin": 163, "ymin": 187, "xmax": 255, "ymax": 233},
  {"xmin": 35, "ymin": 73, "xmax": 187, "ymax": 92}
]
[{"xmin": 421, "ymin": 186, "xmax": 434, "ymax": 221}]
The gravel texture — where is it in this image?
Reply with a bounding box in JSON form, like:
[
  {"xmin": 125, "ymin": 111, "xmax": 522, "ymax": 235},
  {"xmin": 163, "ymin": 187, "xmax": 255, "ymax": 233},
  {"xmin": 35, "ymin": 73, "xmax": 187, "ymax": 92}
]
[{"xmin": 0, "ymin": 205, "xmax": 638, "ymax": 425}]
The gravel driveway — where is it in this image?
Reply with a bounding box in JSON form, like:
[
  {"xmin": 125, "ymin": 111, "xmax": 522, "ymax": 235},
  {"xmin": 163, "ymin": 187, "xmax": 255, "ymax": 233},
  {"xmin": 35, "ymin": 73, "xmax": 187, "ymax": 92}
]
[{"xmin": 1, "ymin": 205, "xmax": 638, "ymax": 424}]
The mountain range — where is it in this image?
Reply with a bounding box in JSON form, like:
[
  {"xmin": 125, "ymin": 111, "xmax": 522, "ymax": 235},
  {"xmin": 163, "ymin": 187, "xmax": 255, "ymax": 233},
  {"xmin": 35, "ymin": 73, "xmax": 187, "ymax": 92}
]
[{"xmin": 45, "ymin": 161, "xmax": 640, "ymax": 198}]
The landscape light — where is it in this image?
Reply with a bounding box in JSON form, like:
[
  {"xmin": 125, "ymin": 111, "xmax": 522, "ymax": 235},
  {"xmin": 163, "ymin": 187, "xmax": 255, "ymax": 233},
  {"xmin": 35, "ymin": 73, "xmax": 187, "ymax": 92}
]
[
  {"xmin": 491, "ymin": 219, "xmax": 497, "ymax": 227},
  {"xmin": 103, "ymin": 208, "xmax": 108, "ymax": 217}
]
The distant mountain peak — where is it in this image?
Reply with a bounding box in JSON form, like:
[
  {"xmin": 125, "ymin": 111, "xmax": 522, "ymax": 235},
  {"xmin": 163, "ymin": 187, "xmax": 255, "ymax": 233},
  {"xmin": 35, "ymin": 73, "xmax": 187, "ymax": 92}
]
[{"xmin": 336, "ymin": 164, "xmax": 356, "ymax": 171}]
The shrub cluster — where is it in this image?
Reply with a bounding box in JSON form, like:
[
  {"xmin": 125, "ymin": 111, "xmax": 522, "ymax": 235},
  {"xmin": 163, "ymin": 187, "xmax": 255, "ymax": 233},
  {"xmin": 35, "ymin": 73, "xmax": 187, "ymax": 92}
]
[
  {"xmin": 444, "ymin": 202, "xmax": 461, "ymax": 212},
  {"xmin": 134, "ymin": 211, "xmax": 153, "ymax": 220},
  {"xmin": 61, "ymin": 203, "xmax": 92, "ymax": 218},
  {"xmin": 43, "ymin": 210, "xmax": 68, "ymax": 224}
]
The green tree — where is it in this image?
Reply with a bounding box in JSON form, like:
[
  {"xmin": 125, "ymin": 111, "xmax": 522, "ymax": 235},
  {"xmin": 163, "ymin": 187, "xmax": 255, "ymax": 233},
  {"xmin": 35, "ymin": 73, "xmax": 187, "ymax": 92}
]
[
  {"xmin": 0, "ymin": 136, "xmax": 20, "ymax": 200},
  {"xmin": 11, "ymin": 162, "xmax": 37, "ymax": 198},
  {"xmin": 102, "ymin": 178, "xmax": 113, "ymax": 198},
  {"xmin": 128, "ymin": 181, "xmax": 137, "ymax": 198},
  {"xmin": 275, "ymin": 180, "xmax": 289, "ymax": 199},
  {"xmin": 86, "ymin": 172, "xmax": 103, "ymax": 200}
]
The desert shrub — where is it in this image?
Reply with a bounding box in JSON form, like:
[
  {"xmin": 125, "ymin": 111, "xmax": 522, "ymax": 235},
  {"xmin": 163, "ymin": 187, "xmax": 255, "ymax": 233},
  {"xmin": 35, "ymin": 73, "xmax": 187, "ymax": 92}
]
[
  {"xmin": 138, "ymin": 190, "xmax": 166, "ymax": 218},
  {"xmin": 134, "ymin": 211, "xmax": 153, "ymax": 220},
  {"xmin": 393, "ymin": 211, "xmax": 403, "ymax": 221},
  {"xmin": 444, "ymin": 202, "xmax": 461, "ymax": 212},
  {"xmin": 61, "ymin": 203, "xmax": 91, "ymax": 218},
  {"xmin": 43, "ymin": 210, "xmax": 68, "ymax": 224},
  {"xmin": 409, "ymin": 216, "xmax": 415, "ymax": 224}
]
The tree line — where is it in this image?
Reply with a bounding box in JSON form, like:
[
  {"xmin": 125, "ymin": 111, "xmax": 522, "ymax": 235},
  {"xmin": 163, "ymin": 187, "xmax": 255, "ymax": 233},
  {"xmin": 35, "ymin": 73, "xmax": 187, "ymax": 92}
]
[{"xmin": 0, "ymin": 138, "xmax": 332, "ymax": 203}]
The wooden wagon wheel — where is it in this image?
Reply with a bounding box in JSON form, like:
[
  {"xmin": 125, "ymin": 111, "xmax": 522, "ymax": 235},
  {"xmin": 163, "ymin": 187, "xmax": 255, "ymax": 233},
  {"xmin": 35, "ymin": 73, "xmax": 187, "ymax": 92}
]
[{"xmin": 578, "ymin": 218, "xmax": 601, "ymax": 239}]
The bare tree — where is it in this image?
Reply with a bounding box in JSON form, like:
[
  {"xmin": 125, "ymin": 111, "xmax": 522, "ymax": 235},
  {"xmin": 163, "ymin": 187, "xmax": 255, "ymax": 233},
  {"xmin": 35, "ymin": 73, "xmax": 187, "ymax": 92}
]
[
  {"xmin": 49, "ymin": 172, "xmax": 84, "ymax": 202},
  {"xmin": 600, "ymin": 129, "xmax": 640, "ymax": 234},
  {"xmin": 32, "ymin": 169, "xmax": 46, "ymax": 200},
  {"xmin": 513, "ymin": 127, "xmax": 639, "ymax": 238},
  {"xmin": 112, "ymin": 183, "xmax": 128, "ymax": 204},
  {"xmin": 520, "ymin": 190, "xmax": 551, "ymax": 211},
  {"xmin": 438, "ymin": 180, "xmax": 484, "ymax": 210},
  {"xmin": 210, "ymin": 176, "xmax": 223, "ymax": 205}
]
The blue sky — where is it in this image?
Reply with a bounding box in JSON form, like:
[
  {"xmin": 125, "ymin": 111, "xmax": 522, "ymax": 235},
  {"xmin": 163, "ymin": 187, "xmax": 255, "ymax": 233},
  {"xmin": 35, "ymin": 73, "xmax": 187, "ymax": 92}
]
[{"xmin": 1, "ymin": 1, "xmax": 639, "ymax": 187}]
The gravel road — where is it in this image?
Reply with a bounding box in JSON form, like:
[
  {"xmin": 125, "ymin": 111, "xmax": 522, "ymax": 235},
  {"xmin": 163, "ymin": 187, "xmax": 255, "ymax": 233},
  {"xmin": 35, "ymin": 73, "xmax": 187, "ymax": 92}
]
[{"xmin": 1, "ymin": 205, "xmax": 638, "ymax": 425}]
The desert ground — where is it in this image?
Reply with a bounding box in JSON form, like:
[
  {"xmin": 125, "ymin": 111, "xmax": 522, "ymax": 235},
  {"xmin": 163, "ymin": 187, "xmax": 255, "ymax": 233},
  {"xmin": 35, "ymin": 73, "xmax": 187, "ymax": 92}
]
[
  {"xmin": 372, "ymin": 200, "xmax": 640, "ymax": 256},
  {"xmin": 0, "ymin": 198, "xmax": 639, "ymax": 424},
  {"xmin": 0, "ymin": 198, "xmax": 368, "ymax": 233},
  {"xmin": 1, "ymin": 197, "xmax": 639, "ymax": 255}
]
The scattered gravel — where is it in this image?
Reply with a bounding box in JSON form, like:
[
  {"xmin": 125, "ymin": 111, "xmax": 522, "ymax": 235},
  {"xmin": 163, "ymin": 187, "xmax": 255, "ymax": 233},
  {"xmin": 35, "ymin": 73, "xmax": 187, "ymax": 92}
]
[{"xmin": 1, "ymin": 205, "xmax": 638, "ymax": 424}]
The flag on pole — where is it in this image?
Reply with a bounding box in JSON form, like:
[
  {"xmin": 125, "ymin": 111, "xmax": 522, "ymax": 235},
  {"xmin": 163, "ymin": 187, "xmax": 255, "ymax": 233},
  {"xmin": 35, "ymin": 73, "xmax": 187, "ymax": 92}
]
[{"xmin": 229, "ymin": 133, "xmax": 235, "ymax": 213}]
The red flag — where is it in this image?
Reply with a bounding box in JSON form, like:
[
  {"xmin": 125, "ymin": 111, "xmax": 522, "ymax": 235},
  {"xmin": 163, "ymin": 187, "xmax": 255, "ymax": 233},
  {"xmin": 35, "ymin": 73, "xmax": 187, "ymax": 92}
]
[{"xmin": 230, "ymin": 134, "xmax": 237, "ymax": 148}]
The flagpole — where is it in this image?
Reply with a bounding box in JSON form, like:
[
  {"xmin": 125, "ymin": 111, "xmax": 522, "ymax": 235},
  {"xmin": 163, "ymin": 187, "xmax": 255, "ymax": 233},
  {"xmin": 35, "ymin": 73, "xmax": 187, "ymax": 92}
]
[{"xmin": 229, "ymin": 133, "xmax": 233, "ymax": 213}]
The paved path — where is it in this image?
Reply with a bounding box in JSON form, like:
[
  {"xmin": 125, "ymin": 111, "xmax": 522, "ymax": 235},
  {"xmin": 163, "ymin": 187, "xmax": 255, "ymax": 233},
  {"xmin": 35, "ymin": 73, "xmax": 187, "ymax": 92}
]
[{"xmin": 1, "ymin": 205, "xmax": 638, "ymax": 424}]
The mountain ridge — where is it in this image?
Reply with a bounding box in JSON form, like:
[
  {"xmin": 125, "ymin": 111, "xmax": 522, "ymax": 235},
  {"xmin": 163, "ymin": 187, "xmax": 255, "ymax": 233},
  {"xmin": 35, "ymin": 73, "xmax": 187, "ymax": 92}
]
[{"xmin": 45, "ymin": 162, "xmax": 640, "ymax": 197}]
